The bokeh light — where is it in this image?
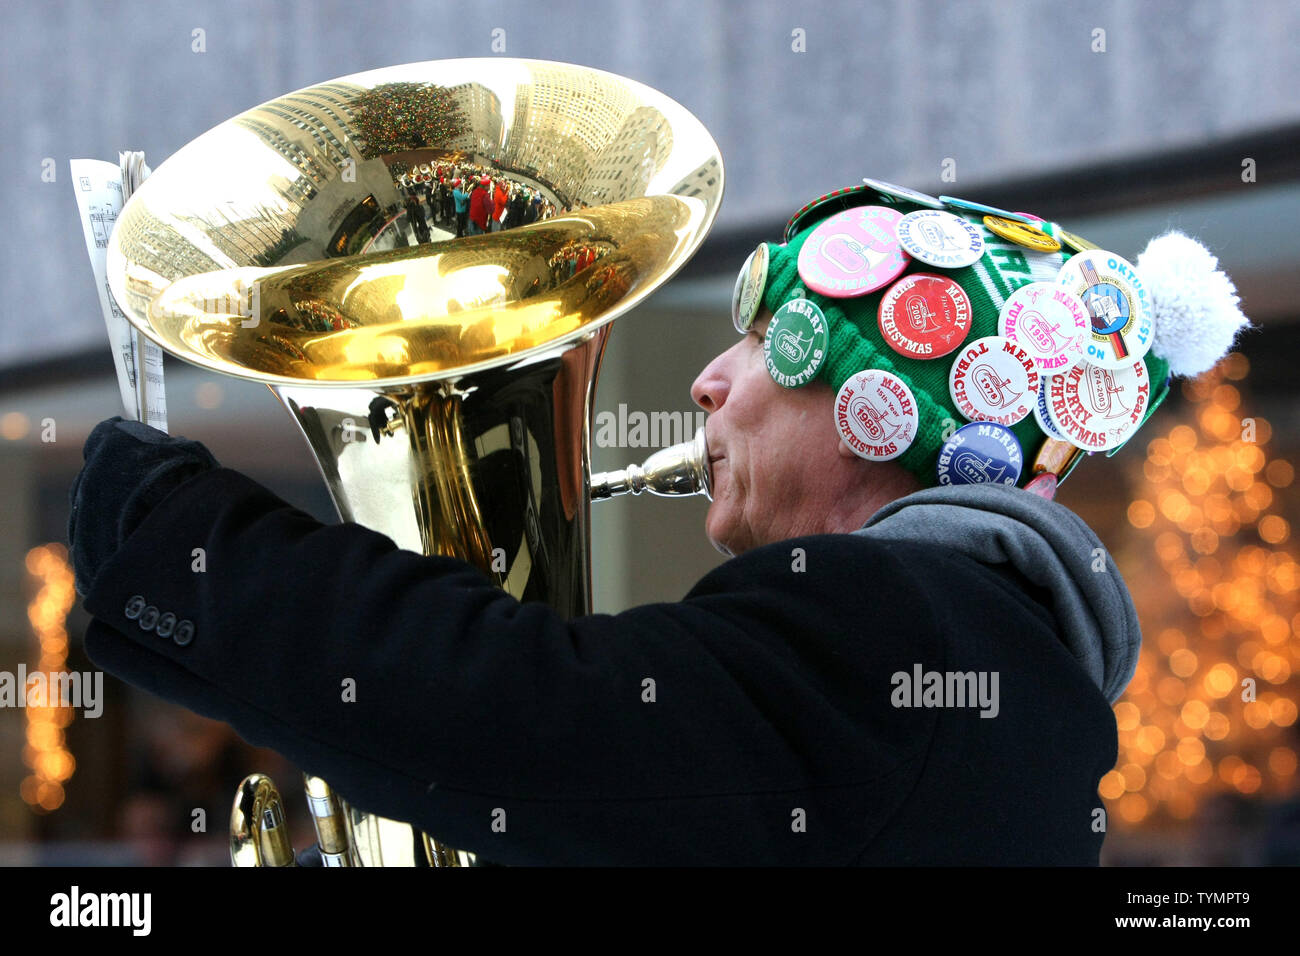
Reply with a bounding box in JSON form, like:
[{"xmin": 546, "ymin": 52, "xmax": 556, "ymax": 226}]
[{"xmin": 1105, "ymin": 352, "xmax": 1300, "ymax": 833}]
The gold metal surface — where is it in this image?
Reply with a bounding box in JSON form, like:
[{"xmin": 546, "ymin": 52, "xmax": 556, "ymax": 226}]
[
  {"xmin": 107, "ymin": 58, "xmax": 722, "ymax": 388},
  {"xmin": 230, "ymin": 774, "xmax": 296, "ymax": 867},
  {"xmin": 105, "ymin": 58, "xmax": 723, "ymax": 867}
]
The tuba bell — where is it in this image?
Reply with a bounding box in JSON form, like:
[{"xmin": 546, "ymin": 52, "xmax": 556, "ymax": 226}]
[{"xmin": 106, "ymin": 58, "xmax": 722, "ymax": 866}]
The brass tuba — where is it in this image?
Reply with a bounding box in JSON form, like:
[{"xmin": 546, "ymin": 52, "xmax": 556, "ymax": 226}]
[{"xmin": 106, "ymin": 59, "xmax": 722, "ymax": 866}]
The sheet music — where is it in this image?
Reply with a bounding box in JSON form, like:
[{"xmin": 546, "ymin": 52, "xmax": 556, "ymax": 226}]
[
  {"xmin": 69, "ymin": 156, "xmax": 168, "ymax": 432},
  {"xmin": 118, "ymin": 151, "xmax": 166, "ymax": 432}
]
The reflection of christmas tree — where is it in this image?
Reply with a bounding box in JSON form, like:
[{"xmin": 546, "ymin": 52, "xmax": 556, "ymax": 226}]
[
  {"xmin": 351, "ymin": 83, "xmax": 469, "ymax": 157},
  {"xmin": 1105, "ymin": 351, "xmax": 1299, "ymax": 828}
]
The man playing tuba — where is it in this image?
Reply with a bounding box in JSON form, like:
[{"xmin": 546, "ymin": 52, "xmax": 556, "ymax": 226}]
[{"xmin": 68, "ymin": 182, "xmax": 1250, "ymax": 865}]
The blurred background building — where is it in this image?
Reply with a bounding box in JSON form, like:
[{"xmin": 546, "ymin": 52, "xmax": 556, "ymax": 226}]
[{"xmin": 0, "ymin": 0, "xmax": 1297, "ymax": 864}]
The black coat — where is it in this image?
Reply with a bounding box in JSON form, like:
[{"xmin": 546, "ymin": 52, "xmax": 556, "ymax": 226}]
[{"xmin": 81, "ymin": 467, "xmax": 1116, "ymax": 865}]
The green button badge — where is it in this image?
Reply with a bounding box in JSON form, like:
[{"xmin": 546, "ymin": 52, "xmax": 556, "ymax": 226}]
[{"xmin": 764, "ymin": 298, "xmax": 829, "ymax": 388}]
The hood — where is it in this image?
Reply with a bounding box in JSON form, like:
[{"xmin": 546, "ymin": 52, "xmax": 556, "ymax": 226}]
[{"xmin": 853, "ymin": 482, "xmax": 1141, "ymax": 704}]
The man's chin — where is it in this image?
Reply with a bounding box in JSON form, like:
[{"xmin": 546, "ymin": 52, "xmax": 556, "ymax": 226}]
[{"xmin": 703, "ymin": 508, "xmax": 736, "ymax": 558}]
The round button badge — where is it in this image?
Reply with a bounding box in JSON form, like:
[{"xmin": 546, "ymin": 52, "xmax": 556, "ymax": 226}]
[
  {"xmin": 1059, "ymin": 229, "xmax": 1099, "ymax": 253},
  {"xmin": 936, "ymin": 421, "xmax": 1024, "ymax": 487},
  {"xmin": 948, "ymin": 335, "xmax": 1039, "ymax": 425},
  {"xmin": 983, "ymin": 215, "xmax": 1061, "ymax": 253},
  {"xmin": 783, "ymin": 185, "xmax": 876, "ymax": 244},
  {"xmin": 764, "ymin": 298, "xmax": 829, "ymax": 388},
  {"xmin": 998, "ymin": 281, "xmax": 1089, "ymax": 373},
  {"xmin": 732, "ymin": 242, "xmax": 769, "ymax": 333},
  {"xmin": 834, "ymin": 369, "xmax": 919, "ymax": 461},
  {"xmin": 939, "ymin": 196, "xmax": 1036, "ymax": 223},
  {"xmin": 862, "ymin": 178, "xmax": 944, "ymax": 209},
  {"xmin": 1033, "ymin": 373, "xmax": 1067, "ymax": 440},
  {"xmin": 1042, "ymin": 358, "xmax": 1152, "ymax": 451},
  {"xmin": 1023, "ymin": 472, "xmax": 1058, "ymax": 500},
  {"xmin": 797, "ymin": 206, "xmax": 909, "ymax": 297},
  {"xmin": 1033, "ymin": 438, "xmax": 1086, "ymax": 481},
  {"xmin": 1057, "ymin": 251, "xmax": 1153, "ymax": 369},
  {"xmin": 877, "ymin": 273, "xmax": 972, "ymax": 359},
  {"xmin": 895, "ymin": 210, "xmax": 985, "ymax": 268}
]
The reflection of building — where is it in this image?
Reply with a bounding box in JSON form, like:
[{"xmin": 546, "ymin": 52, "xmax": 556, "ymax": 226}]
[
  {"xmin": 447, "ymin": 83, "xmax": 504, "ymax": 157},
  {"xmin": 670, "ymin": 156, "xmax": 722, "ymax": 200},
  {"xmin": 231, "ymin": 80, "xmax": 407, "ymax": 264},
  {"xmin": 112, "ymin": 213, "xmax": 233, "ymax": 280},
  {"xmin": 501, "ymin": 65, "xmax": 643, "ymax": 203},
  {"xmin": 233, "ymin": 82, "xmax": 368, "ymax": 197},
  {"xmin": 586, "ymin": 106, "xmax": 673, "ymax": 204}
]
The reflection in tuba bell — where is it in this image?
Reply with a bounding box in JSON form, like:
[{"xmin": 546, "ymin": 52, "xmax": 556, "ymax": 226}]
[{"xmin": 106, "ymin": 58, "xmax": 723, "ymax": 866}]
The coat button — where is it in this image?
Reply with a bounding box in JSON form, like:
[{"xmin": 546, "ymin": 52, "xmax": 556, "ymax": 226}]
[
  {"xmin": 173, "ymin": 620, "xmax": 195, "ymax": 647},
  {"xmin": 138, "ymin": 605, "xmax": 160, "ymax": 632},
  {"xmin": 156, "ymin": 611, "xmax": 177, "ymax": 639},
  {"xmin": 124, "ymin": 595, "xmax": 146, "ymax": 620}
]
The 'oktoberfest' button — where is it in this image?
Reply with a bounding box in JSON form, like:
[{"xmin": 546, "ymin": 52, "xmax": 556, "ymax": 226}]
[
  {"xmin": 764, "ymin": 298, "xmax": 828, "ymax": 388},
  {"xmin": 834, "ymin": 369, "xmax": 918, "ymax": 461},
  {"xmin": 1057, "ymin": 251, "xmax": 1153, "ymax": 369},
  {"xmin": 936, "ymin": 421, "xmax": 1023, "ymax": 487}
]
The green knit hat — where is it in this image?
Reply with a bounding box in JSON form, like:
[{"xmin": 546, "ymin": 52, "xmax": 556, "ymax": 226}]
[{"xmin": 754, "ymin": 190, "xmax": 1173, "ymax": 489}]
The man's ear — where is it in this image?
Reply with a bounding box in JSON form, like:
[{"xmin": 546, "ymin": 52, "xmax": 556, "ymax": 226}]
[{"xmin": 836, "ymin": 438, "xmax": 858, "ymax": 459}]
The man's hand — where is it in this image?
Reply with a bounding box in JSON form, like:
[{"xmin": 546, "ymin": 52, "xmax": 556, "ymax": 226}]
[{"xmin": 67, "ymin": 416, "xmax": 221, "ymax": 598}]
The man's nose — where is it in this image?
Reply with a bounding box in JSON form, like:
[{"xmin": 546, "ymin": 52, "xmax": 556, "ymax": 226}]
[{"xmin": 690, "ymin": 350, "xmax": 730, "ymax": 413}]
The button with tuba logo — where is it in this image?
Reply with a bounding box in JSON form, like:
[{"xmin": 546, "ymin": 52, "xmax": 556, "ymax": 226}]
[
  {"xmin": 764, "ymin": 298, "xmax": 829, "ymax": 388},
  {"xmin": 1033, "ymin": 373, "xmax": 1067, "ymax": 440},
  {"xmin": 1042, "ymin": 358, "xmax": 1152, "ymax": 451},
  {"xmin": 998, "ymin": 281, "xmax": 1089, "ymax": 374},
  {"xmin": 936, "ymin": 421, "xmax": 1023, "ymax": 487},
  {"xmin": 834, "ymin": 369, "xmax": 919, "ymax": 461},
  {"xmin": 1057, "ymin": 251, "xmax": 1153, "ymax": 369},
  {"xmin": 948, "ymin": 335, "xmax": 1039, "ymax": 425},
  {"xmin": 877, "ymin": 273, "xmax": 972, "ymax": 359},
  {"xmin": 797, "ymin": 206, "xmax": 909, "ymax": 297},
  {"xmin": 895, "ymin": 210, "xmax": 985, "ymax": 269}
]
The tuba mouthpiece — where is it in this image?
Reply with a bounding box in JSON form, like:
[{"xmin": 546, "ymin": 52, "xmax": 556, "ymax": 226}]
[{"xmin": 591, "ymin": 427, "xmax": 712, "ymax": 502}]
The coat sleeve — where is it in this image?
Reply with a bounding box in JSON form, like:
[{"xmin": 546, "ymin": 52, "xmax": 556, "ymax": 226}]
[{"xmin": 81, "ymin": 467, "xmax": 940, "ymax": 865}]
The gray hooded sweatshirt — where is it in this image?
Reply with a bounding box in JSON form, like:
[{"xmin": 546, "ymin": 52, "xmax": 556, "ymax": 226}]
[{"xmin": 853, "ymin": 481, "xmax": 1142, "ymax": 705}]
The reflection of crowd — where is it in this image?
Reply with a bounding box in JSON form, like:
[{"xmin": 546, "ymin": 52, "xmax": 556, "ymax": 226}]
[
  {"xmin": 397, "ymin": 163, "xmax": 559, "ymax": 240},
  {"xmin": 549, "ymin": 239, "xmax": 610, "ymax": 283}
]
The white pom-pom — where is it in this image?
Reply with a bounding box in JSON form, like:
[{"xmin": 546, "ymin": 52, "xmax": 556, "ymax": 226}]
[{"xmin": 1135, "ymin": 231, "xmax": 1252, "ymax": 377}]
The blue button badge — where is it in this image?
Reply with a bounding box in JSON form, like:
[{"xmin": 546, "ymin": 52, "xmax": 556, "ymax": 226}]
[{"xmin": 936, "ymin": 421, "xmax": 1024, "ymax": 486}]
